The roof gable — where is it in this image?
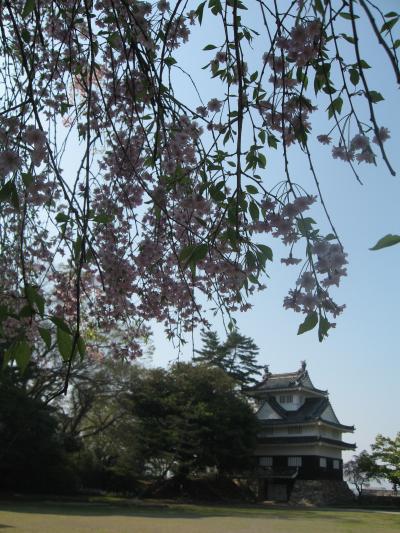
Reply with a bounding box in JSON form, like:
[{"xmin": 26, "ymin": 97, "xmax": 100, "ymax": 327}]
[
  {"xmin": 256, "ymin": 400, "xmax": 283, "ymax": 420},
  {"xmin": 321, "ymin": 403, "xmax": 340, "ymax": 425},
  {"xmin": 301, "ymin": 373, "xmax": 314, "ymax": 389}
]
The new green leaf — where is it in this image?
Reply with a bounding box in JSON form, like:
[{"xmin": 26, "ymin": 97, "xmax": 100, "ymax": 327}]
[
  {"xmin": 298, "ymin": 311, "xmax": 318, "ymax": 335},
  {"xmin": 370, "ymin": 234, "xmax": 400, "ymax": 251}
]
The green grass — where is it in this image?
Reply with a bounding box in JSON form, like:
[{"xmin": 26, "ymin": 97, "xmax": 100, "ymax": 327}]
[{"xmin": 0, "ymin": 499, "xmax": 399, "ymax": 532}]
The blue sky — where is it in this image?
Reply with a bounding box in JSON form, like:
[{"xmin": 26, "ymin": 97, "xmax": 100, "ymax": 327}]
[{"xmin": 148, "ymin": 1, "xmax": 400, "ymax": 462}]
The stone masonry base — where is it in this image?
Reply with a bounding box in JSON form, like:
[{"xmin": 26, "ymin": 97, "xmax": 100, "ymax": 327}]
[{"xmin": 289, "ymin": 480, "xmax": 354, "ymax": 506}]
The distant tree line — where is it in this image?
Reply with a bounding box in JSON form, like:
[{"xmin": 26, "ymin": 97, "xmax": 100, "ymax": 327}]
[{"xmin": 0, "ymin": 329, "xmax": 263, "ymax": 495}]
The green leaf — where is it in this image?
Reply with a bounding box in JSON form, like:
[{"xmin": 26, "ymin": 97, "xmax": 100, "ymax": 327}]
[
  {"xmin": 268, "ymin": 135, "xmax": 278, "ymax": 148},
  {"xmin": 21, "ymin": 172, "xmax": 34, "ymax": 187},
  {"xmin": 164, "ymin": 56, "xmax": 177, "ymax": 66},
  {"xmin": 248, "ymin": 273, "xmax": 260, "ymax": 285},
  {"xmin": 322, "ymin": 86, "xmax": 336, "ymax": 96},
  {"xmin": 203, "ymin": 44, "xmax": 217, "ymax": 50},
  {"xmin": 39, "ymin": 327, "xmax": 52, "ymax": 350},
  {"xmin": 257, "ymin": 153, "xmax": 267, "ymax": 169},
  {"xmin": 298, "ymin": 217, "xmax": 316, "ymax": 236},
  {"xmin": 107, "ymin": 32, "xmax": 120, "ymax": 49},
  {"xmin": 55, "ymin": 212, "xmax": 69, "ymax": 223},
  {"xmin": 209, "ymin": 186, "xmax": 225, "ymax": 202},
  {"xmin": 191, "ymin": 243, "xmax": 208, "ymax": 263},
  {"xmin": 314, "ymin": 0, "xmax": 324, "ymax": 16},
  {"xmin": 224, "ymin": 227, "xmax": 239, "ymax": 251},
  {"xmin": 318, "ymin": 316, "xmax": 331, "ymax": 342},
  {"xmin": 250, "ymin": 70, "xmax": 258, "ymax": 83},
  {"xmin": 93, "ymin": 213, "xmax": 114, "ymax": 223},
  {"xmin": 0, "ymin": 181, "xmax": 19, "ymax": 210},
  {"xmin": 325, "ymin": 233, "xmax": 336, "ymax": 241},
  {"xmin": 349, "ymin": 68, "xmax": 360, "ymax": 86},
  {"xmin": 339, "ymin": 12, "xmax": 359, "ymax": 20},
  {"xmin": 249, "ymin": 201, "xmax": 259, "ymax": 221},
  {"xmin": 2, "ymin": 348, "xmax": 12, "ymax": 369},
  {"xmin": 367, "ymin": 91, "xmax": 384, "ymax": 103},
  {"xmin": 246, "ymin": 250, "xmax": 257, "ymax": 270},
  {"xmin": 381, "ymin": 17, "xmax": 399, "ymax": 33},
  {"xmin": 179, "ymin": 244, "xmax": 208, "ymax": 267},
  {"xmin": 179, "ymin": 245, "xmax": 195, "ymax": 264},
  {"xmin": 15, "ymin": 340, "xmax": 32, "ymax": 372},
  {"xmin": 258, "ymin": 130, "xmax": 266, "ymax": 144},
  {"xmin": 0, "ymin": 304, "xmax": 9, "ymax": 321},
  {"xmin": 25, "ymin": 284, "xmax": 45, "ymax": 316},
  {"xmin": 298, "ymin": 311, "xmax": 318, "ymax": 335},
  {"xmin": 327, "ymin": 97, "xmax": 343, "ymax": 118},
  {"xmin": 246, "ymin": 185, "xmax": 259, "ymax": 194},
  {"xmin": 57, "ymin": 326, "xmax": 74, "ymax": 362},
  {"xmin": 21, "ymin": 28, "xmax": 31, "ymax": 43},
  {"xmin": 370, "ymin": 234, "xmax": 400, "ymax": 251},
  {"xmin": 50, "ymin": 316, "xmax": 71, "ymax": 334},
  {"xmin": 341, "ymin": 33, "xmax": 355, "ymax": 44},
  {"xmin": 19, "ymin": 305, "xmax": 33, "ymax": 318},
  {"xmin": 22, "ymin": 0, "xmax": 35, "ymax": 18},
  {"xmin": 209, "ymin": 0, "xmax": 222, "ymax": 16},
  {"xmin": 357, "ymin": 59, "xmax": 371, "ymax": 69},
  {"xmin": 60, "ymin": 102, "xmax": 71, "ymax": 116},
  {"xmin": 195, "ymin": 1, "xmax": 206, "ymax": 25},
  {"xmin": 256, "ymin": 244, "xmax": 273, "ymax": 262},
  {"xmin": 77, "ymin": 335, "xmax": 86, "ymax": 359}
]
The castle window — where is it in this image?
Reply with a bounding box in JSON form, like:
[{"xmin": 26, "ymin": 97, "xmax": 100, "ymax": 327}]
[
  {"xmin": 259, "ymin": 456, "xmax": 273, "ymax": 467},
  {"xmin": 288, "ymin": 456, "xmax": 302, "ymax": 467},
  {"xmin": 279, "ymin": 395, "xmax": 293, "ymax": 403},
  {"xmin": 288, "ymin": 425, "xmax": 302, "ymax": 434},
  {"xmin": 333, "ymin": 459, "xmax": 340, "ymax": 470},
  {"xmin": 319, "ymin": 457, "xmax": 327, "ymax": 468}
]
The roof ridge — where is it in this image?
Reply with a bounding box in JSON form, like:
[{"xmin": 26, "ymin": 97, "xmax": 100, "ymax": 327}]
[{"xmin": 269, "ymin": 371, "xmax": 301, "ymax": 377}]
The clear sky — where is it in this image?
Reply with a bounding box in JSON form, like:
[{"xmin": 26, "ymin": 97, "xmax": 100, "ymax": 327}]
[{"xmin": 148, "ymin": 1, "xmax": 400, "ymax": 463}]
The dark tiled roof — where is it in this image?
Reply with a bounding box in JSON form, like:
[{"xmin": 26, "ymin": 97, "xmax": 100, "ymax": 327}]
[
  {"xmin": 263, "ymin": 371, "xmax": 304, "ymax": 389},
  {"xmin": 250, "ymin": 368, "xmax": 327, "ymax": 395},
  {"xmin": 257, "ymin": 435, "xmax": 356, "ymax": 450},
  {"xmin": 269, "ymin": 396, "xmax": 327, "ymax": 421},
  {"xmin": 258, "ymin": 397, "xmax": 354, "ymax": 431}
]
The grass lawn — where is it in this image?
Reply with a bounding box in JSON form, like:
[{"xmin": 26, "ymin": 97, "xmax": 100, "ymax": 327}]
[{"xmin": 0, "ymin": 499, "xmax": 399, "ymax": 533}]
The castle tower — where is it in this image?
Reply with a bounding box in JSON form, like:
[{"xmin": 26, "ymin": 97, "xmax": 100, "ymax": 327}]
[{"xmin": 250, "ymin": 362, "xmax": 355, "ymax": 501}]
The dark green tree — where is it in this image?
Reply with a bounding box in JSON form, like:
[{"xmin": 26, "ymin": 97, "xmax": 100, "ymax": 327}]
[
  {"xmin": 0, "ymin": 366, "xmax": 76, "ymax": 493},
  {"xmin": 194, "ymin": 329, "xmax": 263, "ymax": 388},
  {"xmin": 122, "ymin": 363, "xmax": 259, "ymax": 480}
]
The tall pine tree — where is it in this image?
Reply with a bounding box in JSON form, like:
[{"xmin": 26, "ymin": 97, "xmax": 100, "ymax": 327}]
[{"xmin": 194, "ymin": 329, "xmax": 263, "ymax": 388}]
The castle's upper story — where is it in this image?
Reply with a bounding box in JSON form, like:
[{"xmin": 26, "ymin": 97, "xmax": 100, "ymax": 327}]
[{"xmin": 249, "ymin": 361, "xmax": 355, "ymax": 447}]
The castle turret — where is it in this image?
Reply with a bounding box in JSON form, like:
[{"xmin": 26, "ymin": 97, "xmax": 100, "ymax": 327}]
[{"xmin": 249, "ymin": 362, "xmax": 355, "ymax": 501}]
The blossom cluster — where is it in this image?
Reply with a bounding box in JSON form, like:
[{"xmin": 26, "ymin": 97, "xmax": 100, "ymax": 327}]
[
  {"xmin": 326, "ymin": 129, "xmax": 390, "ymax": 165},
  {"xmin": 0, "ymin": 0, "xmax": 394, "ymax": 368},
  {"xmin": 283, "ymin": 238, "xmax": 347, "ymax": 322}
]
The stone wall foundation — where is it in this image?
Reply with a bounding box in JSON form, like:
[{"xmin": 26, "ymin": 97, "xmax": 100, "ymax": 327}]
[{"xmin": 289, "ymin": 480, "xmax": 354, "ymax": 506}]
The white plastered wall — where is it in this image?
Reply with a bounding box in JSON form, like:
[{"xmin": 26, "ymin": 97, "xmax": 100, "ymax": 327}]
[{"xmin": 255, "ymin": 443, "xmax": 343, "ymax": 459}]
